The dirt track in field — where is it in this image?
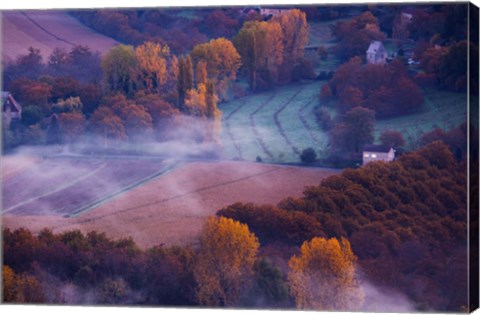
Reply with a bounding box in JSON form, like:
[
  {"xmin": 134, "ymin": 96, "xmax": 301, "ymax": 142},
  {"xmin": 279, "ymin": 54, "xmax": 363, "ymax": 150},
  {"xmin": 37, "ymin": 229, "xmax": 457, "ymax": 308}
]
[{"xmin": 3, "ymin": 160, "xmax": 337, "ymax": 249}]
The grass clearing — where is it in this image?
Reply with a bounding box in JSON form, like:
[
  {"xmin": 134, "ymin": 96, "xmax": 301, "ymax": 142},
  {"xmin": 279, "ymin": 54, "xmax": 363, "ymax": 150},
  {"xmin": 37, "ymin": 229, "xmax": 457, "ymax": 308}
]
[
  {"xmin": 374, "ymin": 89, "xmax": 467, "ymax": 147},
  {"xmin": 220, "ymin": 81, "xmax": 329, "ymax": 163}
]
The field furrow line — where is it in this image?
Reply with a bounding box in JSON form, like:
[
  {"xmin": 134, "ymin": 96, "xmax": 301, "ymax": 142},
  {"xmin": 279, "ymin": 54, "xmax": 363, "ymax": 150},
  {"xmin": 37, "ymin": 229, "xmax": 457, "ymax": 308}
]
[
  {"xmin": 273, "ymin": 88, "xmax": 305, "ymax": 156},
  {"xmin": 224, "ymin": 100, "xmax": 247, "ymax": 159},
  {"xmin": 20, "ymin": 11, "xmax": 77, "ymax": 46},
  {"xmin": 64, "ymin": 166, "xmax": 281, "ymax": 225},
  {"xmin": 298, "ymin": 96, "xmax": 323, "ymax": 146},
  {"xmin": 2, "ymin": 163, "xmax": 109, "ymax": 214},
  {"xmin": 66, "ymin": 161, "xmax": 179, "ymax": 217},
  {"xmin": 249, "ymin": 92, "xmax": 277, "ymax": 158},
  {"xmin": 225, "ymin": 99, "xmax": 247, "ymax": 121}
]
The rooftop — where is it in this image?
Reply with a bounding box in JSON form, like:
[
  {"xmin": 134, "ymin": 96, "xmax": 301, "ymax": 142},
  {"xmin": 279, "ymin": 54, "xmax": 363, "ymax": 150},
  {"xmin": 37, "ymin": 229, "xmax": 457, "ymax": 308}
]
[{"xmin": 363, "ymin": 144, "xmax": 392, "ymax": 153}]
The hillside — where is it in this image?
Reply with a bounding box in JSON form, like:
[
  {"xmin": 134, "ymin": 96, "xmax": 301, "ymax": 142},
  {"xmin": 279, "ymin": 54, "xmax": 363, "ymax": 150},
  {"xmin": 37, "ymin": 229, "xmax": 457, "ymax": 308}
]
[
  {"xmin": 1, "ymin": 10, "xmax": 119, "ymax": 62},
  {"xmin": 2, "ymin": 157, "xmax": 338, "ymax": 248}
]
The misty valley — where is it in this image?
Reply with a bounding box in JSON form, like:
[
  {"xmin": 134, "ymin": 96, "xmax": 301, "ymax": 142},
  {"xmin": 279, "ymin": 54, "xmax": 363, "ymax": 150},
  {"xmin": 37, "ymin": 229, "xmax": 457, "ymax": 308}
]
[{"xmin": 1, "ymin": 3, "xmax": 478, "ymax": 313}]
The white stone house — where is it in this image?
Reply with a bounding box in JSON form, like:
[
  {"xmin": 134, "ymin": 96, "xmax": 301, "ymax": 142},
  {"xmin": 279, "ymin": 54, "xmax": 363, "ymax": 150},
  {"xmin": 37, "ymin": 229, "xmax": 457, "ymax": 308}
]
[
  {"xmin": 260, "ymin": 8, "xmax": 287, "ymax": 17},
  {"xmin": 363, "ymin": 144, "xmax": 395, "ymax": 165},
  {"xmin": 366, "ymin": 41, "xmax": 388, "ymax": 65}
]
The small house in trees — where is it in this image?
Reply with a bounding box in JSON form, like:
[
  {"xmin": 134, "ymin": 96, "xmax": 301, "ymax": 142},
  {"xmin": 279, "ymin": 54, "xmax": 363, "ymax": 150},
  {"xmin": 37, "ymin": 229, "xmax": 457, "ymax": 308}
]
[
  {"xmin": 362, "ymin": 144, "xmax": 395, "ymax": 165},
  {"xmin": 401, "ymin": 12, "xmax": 413, "ymax": 26},
  {"xmin": 366, "ymin": 41, "xmax": 388, "ymax": 65},
  {"xmin": 259, "ymin": 8, "xmax": 287, "ymax": 17},
  {"xmin": 2, "ymin": 92, "xmax": 22, "ymax": 127}
]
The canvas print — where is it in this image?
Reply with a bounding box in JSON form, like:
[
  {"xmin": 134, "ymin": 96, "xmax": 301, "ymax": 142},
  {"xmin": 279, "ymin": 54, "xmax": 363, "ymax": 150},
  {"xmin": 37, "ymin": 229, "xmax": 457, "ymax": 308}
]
[{"xmin": 1, "ymin": 1, "xmax": 479, "ymax": 313}]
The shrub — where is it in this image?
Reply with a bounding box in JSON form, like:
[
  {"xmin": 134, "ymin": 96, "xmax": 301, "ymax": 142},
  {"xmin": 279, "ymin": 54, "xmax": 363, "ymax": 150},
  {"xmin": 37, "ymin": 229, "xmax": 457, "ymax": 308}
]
[{"xmin": 300, "ymin": 147, "xmax": 317, "ymax": 164}]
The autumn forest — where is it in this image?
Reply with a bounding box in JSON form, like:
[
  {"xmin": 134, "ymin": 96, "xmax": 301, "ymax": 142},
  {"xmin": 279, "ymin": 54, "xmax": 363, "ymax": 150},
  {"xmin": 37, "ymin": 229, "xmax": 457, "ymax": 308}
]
[{"xmin": 1, "ymin": 3, "xmax": 479, "ymax": 313}]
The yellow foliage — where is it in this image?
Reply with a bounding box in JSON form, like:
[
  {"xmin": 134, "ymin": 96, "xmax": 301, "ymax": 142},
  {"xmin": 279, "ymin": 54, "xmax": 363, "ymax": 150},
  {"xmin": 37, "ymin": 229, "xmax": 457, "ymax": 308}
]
[
  {"xmin": 2, "ymin": 265, "xmax": 45, "ymax": 303},
  {"xmin": 191, "ymin": 38, "xmax": 241, "ymax": 98},
  {"xmin": 194, "ymin": 216, "xmax": 259, "ymax": 306},
  {"xmin": 135, "ymin": 41, "xmax": 170, "ymax": 93},
  {"xmin": 196, "ymin": 60, "xmax": 208, "ymax": 87},
  {"xmin": 273, "ymin": 9, "xmax": 309, "ymax": 64},
  {"xmin": 184, "ymin": 84, "xmax": 207, "ymax": 117},
  {"xmin": 3, "ymin": 265, "xmax": 17, "ymax": 302},
  {"xmin": 288, "ymin": 237, "xmax": 365, "ymax": 311}
]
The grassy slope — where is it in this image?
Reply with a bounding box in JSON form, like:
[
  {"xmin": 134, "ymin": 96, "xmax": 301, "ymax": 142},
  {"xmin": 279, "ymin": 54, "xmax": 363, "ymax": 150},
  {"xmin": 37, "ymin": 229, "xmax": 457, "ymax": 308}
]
[
  {"xmin": 2, "ymin": 11, "xmax": 119, "ymax": 61},
  {"xmin": 374, "ymin": 89, "xmax": 467, "ymax": 147},
  {"xmin": 220, "ymin": 81, "xmax": 330, "ymax": 163}
]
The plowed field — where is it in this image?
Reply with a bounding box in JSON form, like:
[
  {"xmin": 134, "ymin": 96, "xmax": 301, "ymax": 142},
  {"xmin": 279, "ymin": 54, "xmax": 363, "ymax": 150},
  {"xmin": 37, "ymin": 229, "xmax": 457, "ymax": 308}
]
[{"xmin": 2, "ymin": 157, "xmax": 337, "ymax": 248}]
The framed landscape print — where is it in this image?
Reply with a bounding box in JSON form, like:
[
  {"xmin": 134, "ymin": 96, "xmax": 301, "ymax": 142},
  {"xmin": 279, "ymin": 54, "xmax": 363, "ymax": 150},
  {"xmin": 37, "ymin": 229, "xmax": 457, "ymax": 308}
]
[{"xmin": 1, "ymin": 0, "xmax": 479, "ymax": 313}]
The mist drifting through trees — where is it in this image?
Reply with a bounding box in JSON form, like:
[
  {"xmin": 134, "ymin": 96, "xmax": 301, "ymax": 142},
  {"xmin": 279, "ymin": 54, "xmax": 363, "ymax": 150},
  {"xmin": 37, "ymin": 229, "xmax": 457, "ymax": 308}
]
[{"xmin": 2, "ymin": 3, "xmax": 478, "ymax": 313}]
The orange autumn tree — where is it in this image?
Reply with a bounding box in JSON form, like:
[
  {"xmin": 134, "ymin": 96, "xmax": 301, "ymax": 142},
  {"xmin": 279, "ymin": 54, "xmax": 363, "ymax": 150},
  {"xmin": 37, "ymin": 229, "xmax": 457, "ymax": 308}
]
[
  {"xmin": 135, "ymin": 41, "xmax": 170, "ymax": 94},
  {"xmin": 194, "ymin": 216, "xmax": 259, "ymax": 307},
  {"xmin": 190, "ymin": 38, "xmax": 241, "ymax": 99},
  {"xmin": 288, "ymin": 237, "xmax": 364, "ymax": 311},
  {"xmin": 2, "ymin": 265, "xmax": 45, "ymax": 303}
]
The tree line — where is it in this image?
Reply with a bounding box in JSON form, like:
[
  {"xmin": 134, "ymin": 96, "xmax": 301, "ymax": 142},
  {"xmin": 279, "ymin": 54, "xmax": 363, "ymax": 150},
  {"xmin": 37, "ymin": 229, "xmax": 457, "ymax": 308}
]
[{"xmin": 3, "ymin": 217, "xmax": 361, "ymax": 310}]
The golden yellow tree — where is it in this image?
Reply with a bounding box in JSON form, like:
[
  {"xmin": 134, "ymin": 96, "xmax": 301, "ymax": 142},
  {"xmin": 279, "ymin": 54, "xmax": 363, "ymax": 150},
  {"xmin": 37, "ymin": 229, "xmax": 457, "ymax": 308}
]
[
  {"xmin": 191, "ymin": 38, "xmax": 241, "ymax": 99},
  {"xmin": 273, "ymin": 9, "xmax": 309, "ymax": 82},
  {"xmin": 260, "ymin": 20, "xmax": 284, "ymax": 83},
  {"xmin": 135, "ymin": 41, "xmax": 170, "ymax": 94},
  {"xmin": 205, "ymin": 81, "xmax": 221, "ymax": 143},
  {"xmin": 184, "ymin": 84, "xmax": 207, "ymax": 118},
  {"xmin": 288, "ymin": 237, "xmax": 364, "ymax": 311},
  {"xmin": 194, "ymin": 216, "xmax": 260, "ymax": 306},
  {"xmin": 2, "ymin": 265, "xmax": 46, "ymax": 303},
  {"xmin": 196, "ymin": 60, "xmax": 208, "ymax": 87}
]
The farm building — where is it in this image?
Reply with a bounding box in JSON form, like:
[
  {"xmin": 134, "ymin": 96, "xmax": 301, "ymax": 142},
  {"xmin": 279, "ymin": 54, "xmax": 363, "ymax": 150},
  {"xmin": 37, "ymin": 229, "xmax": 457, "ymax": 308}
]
[
  {"xmin": 2, "ymin": 92, "xmax": 22, "ymax": 127},
  {"xmin": 401, "ymin": 12, "xmax": 413, "ymax": 26},
  {"xmin": 362, "ymin": 144, "xmax": 395, "ymax": 165},
  {"xmin": 260, "ymin": 8, "xmax": 288, "ymax": 17},
  {"xmin": 366, "ymin": 41, "xmax": 388, "ymax": 65}
]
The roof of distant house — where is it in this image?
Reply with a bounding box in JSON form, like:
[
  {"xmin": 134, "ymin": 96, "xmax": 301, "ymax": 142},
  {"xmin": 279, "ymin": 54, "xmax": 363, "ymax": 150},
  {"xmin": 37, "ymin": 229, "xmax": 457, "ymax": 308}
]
[
  {"xmin": 1, "ymin": 92, "xmax": 22, "ymax": 112},
  {"xmin": 363, "ymin": 144, "xmax": 392, "ymax": 153}
]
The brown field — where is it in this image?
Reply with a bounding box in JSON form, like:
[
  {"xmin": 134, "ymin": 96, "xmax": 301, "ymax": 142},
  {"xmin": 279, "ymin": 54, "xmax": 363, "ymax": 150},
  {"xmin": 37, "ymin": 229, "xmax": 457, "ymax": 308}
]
[
  {"xmin": 3, "ymin": 160, "xmax": 338, "ymax": 248},
  {"xmin": 1, "ymin": 155, "xmax": 40, "ymax": 180},
  {"xmin": 2, "ymin": 11, "xmax": 119, "ymax": 62}
]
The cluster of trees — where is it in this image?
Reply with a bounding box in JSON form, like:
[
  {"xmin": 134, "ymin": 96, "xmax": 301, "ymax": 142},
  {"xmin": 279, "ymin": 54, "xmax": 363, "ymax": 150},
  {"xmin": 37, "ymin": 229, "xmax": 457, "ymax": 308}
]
[
  {"xmin": 70, "ymin": 8, "xmax": 267, "ymax": 54},
  {"xmin": 403, "ymin": 4, "xmax": 478, "ymax": 94},
  {"xmin": 3, "ymin": 8, "xmax": 317, "ymax": 152},
  {"xmin": 3, "ymin": 217, "xmax": 362, "ymax": 311},
  {"xmin": 2, "ymin": 34, "xmax": 243, "ymax": 150},
  {"xmin": 321, "ymin": 57, "xmax": 424, "ymax": 118},
  {"xmin": 219, "ymin": 142, "xmax": 469, "ymax": 311},
  {"xmin": 70, "ymin": 10, "xmax": 208, "ymax": 53},
  {"xmin": 332, "ymin": 11, "xmax": 387, "ymax": 62},
  {"xmin": 415, "ymin": 41, "xmax": 478, "ymax": 93},
  {"xmin": 233, "ymin": 9, "xmax": 311, "ymax": 91},
  {"xmin": 2, "ymin": 46, "xmax": 103, "ymax": 149}
]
